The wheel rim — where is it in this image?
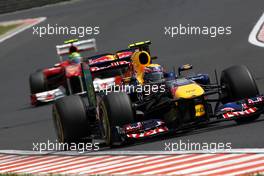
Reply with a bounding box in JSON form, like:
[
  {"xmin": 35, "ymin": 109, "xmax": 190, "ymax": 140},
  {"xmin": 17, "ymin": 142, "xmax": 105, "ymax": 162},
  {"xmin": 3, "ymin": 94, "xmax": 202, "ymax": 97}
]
[
  {"xmin": 52, "ymin": 106, "xmax": 65, "ymax": 143},
  {"xmin": 99, "ymin": 103, "xmax": 111, "ymax": 145}
]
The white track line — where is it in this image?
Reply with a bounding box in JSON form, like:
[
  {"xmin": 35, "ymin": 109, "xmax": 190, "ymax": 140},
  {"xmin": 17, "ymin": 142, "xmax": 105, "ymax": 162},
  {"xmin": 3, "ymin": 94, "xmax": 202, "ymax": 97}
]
[
  {"xmin": 0, "ymin": 17, "xmax": 46, "ymax": 43},
  {"xmin": 249, "ymin": 12, "xmax": 264, "ymax": 47}
]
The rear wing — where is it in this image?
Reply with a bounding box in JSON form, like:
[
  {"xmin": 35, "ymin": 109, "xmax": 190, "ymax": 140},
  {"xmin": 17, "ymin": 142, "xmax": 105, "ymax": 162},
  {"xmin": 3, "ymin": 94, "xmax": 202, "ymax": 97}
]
[
  {"xmin": 56, "ymin": 38, "xmax": 97, "ymax": 61},
  {"xmin": 128, "ymin": 40, "xmax": 158, "ymax": 60},
  {"xmin": 84, "ymin": 51, "xmax": 133, "ymax": 73},
  {"xmin": 128, "ymin": 40, "xmax": 151, "ymax": 54},
  {"xmin": 86, "ymin": 49, "xmax": 133, "ymax": 65}
]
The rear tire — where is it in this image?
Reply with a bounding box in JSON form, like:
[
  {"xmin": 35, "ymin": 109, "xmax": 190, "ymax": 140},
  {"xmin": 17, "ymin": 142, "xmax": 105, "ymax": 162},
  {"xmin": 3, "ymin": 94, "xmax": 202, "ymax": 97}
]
[
  {"xmin": 220, "ymin": 65, "xmax": 260, "ymax": 123},
  {"xmin": 99, "ymin": 92, "xmax": 134, "ymax": 146},
  {"xmin": 52, "ymin": 95, "xmax": 90, "ymax": 144},
  {"xmin": 29, "ymin": 71, "xmax": 48, "ymax": 94}
]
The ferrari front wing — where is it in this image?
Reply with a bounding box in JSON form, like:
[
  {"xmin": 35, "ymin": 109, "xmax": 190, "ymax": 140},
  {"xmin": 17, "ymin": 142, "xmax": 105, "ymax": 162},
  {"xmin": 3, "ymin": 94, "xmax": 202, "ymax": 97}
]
[{"xmin": 31, "ymin": 88, "xmax": 65, "ymax": 106}]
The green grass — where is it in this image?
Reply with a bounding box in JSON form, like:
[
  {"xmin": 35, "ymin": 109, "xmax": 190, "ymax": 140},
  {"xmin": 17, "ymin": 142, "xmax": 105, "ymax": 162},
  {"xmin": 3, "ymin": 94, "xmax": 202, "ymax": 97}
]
[{"xmin": 0, "ymin": 23, "xmax": 20, "ymax": 36}]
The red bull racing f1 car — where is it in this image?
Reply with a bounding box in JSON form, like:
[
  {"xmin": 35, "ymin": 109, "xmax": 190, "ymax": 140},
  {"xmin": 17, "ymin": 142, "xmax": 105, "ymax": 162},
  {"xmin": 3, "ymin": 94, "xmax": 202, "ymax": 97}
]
[{"xmin": 52, "ymin": 41, "xmax": 264, "ymax": 147}]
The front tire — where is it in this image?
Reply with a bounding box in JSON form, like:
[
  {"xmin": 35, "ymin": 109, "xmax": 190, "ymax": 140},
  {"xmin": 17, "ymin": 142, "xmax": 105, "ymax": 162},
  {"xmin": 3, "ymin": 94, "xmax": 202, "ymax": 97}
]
[
  {"xmin": 98, "ymin": 92, "xmax": 134, "ymax": 146},
  {"xmin": 29, "ymin": 71, "xmax": 48, "ymax": 94},
  {"xmin": 52, "ymin": 95, "xmax": 90, "ymax": 144},
  {"xmin": 220, "ymin": 65, "xmax": 260, "ymax": 123}
]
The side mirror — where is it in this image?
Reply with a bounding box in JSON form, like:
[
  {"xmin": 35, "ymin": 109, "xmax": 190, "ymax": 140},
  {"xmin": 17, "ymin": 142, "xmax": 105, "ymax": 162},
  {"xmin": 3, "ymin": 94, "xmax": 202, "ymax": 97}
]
[{"xmin": 178, "ymin": 64, "xmax": 193, "ymax": 75}]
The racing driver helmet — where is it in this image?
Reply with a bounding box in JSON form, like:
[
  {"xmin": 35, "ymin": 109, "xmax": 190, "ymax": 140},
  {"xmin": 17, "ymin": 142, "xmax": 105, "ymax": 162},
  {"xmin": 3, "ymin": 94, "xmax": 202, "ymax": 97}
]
[
  {"xmin": 69, "ymin": 52, "xmax": 82, "ymax": 64},
  {"xmin": 143, "ymin": 64, "xmax": 165, "ymax": 83}
]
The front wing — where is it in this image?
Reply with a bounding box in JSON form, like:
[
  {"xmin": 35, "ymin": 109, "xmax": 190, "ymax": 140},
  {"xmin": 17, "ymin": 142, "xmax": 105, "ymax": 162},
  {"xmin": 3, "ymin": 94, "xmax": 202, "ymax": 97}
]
[
  {"xmin": 216, "ymin": 95, "xmax": 264, "ymax": 119},
  {"xmin": 31, "ymin": 88, "xmax": 65, "ymax": 106},
  {"xmin": 111, "ymin": 95, "xmax": 264, "ymax": 145}
]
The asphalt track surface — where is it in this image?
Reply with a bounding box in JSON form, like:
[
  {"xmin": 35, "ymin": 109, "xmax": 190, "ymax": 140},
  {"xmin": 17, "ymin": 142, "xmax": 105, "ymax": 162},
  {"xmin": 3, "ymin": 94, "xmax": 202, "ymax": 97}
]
[{"xmin": 0, "ymin": 0, "xmax": 264, "ymax": 151}]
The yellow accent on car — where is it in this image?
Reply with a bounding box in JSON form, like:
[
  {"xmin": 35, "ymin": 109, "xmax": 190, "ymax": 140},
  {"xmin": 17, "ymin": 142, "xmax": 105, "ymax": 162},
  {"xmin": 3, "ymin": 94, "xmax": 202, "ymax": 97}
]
[
  {"xmin": 195, "ymin": 104, "xmax": 206, "ymax": 117},
  {"xmin": 174, "ymin": 83, "xmax": 204, "ymax": 99}
]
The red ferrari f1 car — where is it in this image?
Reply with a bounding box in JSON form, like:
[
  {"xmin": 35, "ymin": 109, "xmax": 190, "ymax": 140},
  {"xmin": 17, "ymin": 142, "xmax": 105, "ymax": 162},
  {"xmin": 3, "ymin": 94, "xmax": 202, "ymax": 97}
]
[{"xmin": 29, "ymin": 39, "xmax": 97, "ymax": 105}]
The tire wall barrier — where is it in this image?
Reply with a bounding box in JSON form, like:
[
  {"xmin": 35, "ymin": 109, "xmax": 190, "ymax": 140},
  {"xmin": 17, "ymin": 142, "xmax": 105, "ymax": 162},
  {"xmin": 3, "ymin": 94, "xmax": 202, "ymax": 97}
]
[{"xmin": 0, "ymin": 0, "xmax": 70, "ymax": 14}]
